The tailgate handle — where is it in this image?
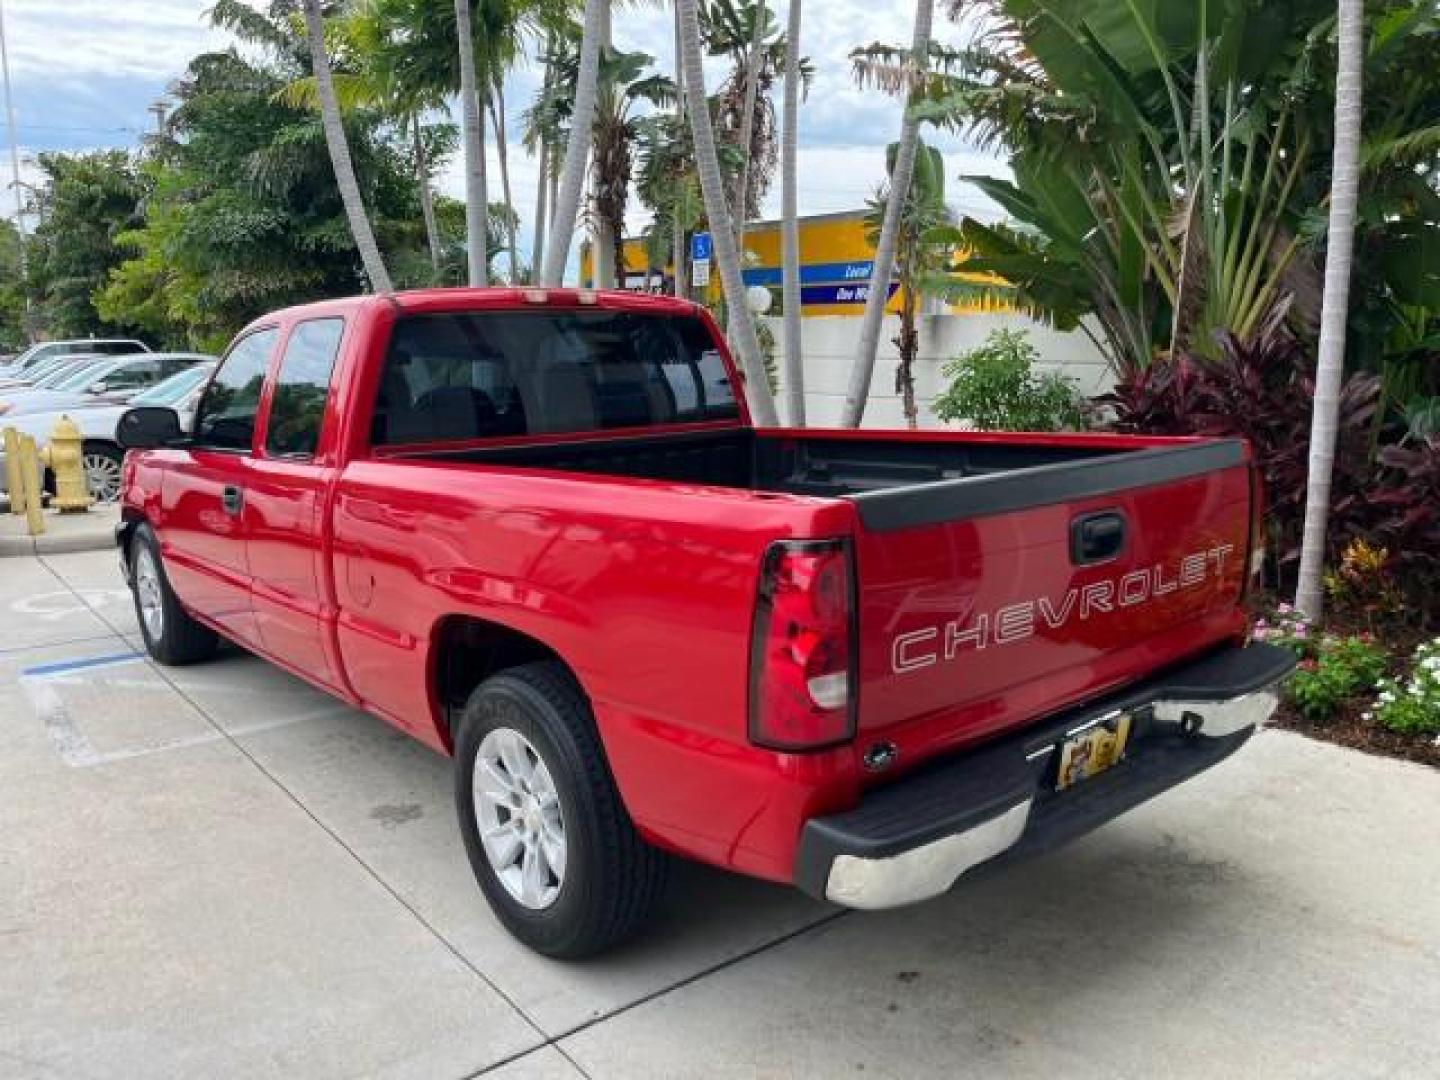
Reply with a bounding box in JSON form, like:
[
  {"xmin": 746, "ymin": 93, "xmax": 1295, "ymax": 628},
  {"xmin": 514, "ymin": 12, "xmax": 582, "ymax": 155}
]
[{"xmin": 1071, "ymin": 512, "xmax": 1126, "ymax": 565}]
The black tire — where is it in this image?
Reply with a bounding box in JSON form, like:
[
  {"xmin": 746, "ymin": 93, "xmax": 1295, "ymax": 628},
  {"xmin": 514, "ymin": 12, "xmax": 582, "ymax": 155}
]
[
  {"xmin": 82, "ymin": 441, "xmax": 125, "ymax": 503},
  {"xmin": 130, "ymin": 523, "xmax": 219, "ymax": 666},
  {"xmin": 454, "ymin": 661, "xmax": 668, "ymax": 958}
]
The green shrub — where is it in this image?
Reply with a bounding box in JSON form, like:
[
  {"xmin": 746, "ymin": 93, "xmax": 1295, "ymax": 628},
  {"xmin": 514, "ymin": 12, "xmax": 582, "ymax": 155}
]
[
  {"xmin": 1256, "ymin": 605, "xmax": 1389, "ymax": 722},
  {"xmin": 1366, "ymin": 638, "xmax": 1440, "ymax": 736},
  {"xmin": 932, "ymin": 329, "xmax": 1085, "ymax": 431}
]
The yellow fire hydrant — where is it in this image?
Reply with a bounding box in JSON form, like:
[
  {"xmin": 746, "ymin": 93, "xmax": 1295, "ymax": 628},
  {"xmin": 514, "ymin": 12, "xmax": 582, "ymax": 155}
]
[{"xmin": 39, "ymin": 415, "xmax": 93, "ymax": 513}]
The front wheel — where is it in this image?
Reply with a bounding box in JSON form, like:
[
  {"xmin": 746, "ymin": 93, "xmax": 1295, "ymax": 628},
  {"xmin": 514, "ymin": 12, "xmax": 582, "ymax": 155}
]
[
  {"xmin": 130, "ymin": 524, "xmax": 219, "ymax": 665},
  {"xmin": 454, "ymin": 661, "xmax": 668, "ymax": 958}
]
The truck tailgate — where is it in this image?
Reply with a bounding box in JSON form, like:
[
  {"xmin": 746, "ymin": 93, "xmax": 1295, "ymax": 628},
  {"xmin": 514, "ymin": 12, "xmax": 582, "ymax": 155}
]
[{"xmin": 851, "ymin": 441, "xmax": 1252, "ymax": 761}]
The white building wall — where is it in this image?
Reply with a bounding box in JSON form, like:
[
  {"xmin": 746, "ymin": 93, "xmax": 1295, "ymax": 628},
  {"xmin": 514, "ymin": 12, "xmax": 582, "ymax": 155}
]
[{"xmin": 761, "ymin": 313, "xmax": 1113, "ymax": 429}]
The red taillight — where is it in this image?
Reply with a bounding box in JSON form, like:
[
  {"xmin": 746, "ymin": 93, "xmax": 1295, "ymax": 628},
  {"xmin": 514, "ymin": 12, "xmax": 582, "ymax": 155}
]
[{"xmin": 749, "ymin": 539, "xmax": 857, "ymax": 751}]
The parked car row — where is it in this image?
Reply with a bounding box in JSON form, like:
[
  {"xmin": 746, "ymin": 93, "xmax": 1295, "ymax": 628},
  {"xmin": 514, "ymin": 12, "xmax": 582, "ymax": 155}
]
[
  {"xmin": 0, "ymin": 338, "xmax": 151, "ymax": 382},
  {"xmin": 0, "ymin": 341, "xmax": 216, "ymax": 503}
]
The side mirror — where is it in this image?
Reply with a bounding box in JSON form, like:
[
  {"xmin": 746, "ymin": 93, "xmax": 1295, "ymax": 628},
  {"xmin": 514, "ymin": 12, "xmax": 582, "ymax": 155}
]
[
  {"xmin": 117, "ymin": 406, "xmax": 185, "ymax": 450},
  {"xmin": 88, "ymin": 381, "xmax": 108, "ymax": 394}
]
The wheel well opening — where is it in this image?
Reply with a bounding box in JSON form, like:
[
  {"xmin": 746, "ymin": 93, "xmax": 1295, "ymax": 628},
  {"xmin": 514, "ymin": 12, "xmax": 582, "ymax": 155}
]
[{"xmin": 432, "ymin": 616, "xmax": 566, "ymax": 745}]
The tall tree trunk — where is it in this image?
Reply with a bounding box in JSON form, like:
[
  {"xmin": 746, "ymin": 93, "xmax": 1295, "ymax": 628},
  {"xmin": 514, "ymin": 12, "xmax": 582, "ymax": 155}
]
[
  {"xmin": 726, "ymin": 0, "xmax": 767, "ymax": 340},
  {"xmin": 301, "ymin": 0, "xmax": 392, "ymax": 293},
  {"xmin": 543, "ymin": 0, "xmax": 606, "ymax": 286},
  {"xmin": 531, "ymin": 48, "xmax": 555, "ymax": 281},
  {"xmin": 454, "ymin": 0, "xmax": 488, "ymax": 286},
  {"xmin": 780, "ymin": 0, "xmax": 804, "ymax": 425},
  {"xmin": 489, "ymin": 85, "xmax": 519, "ymax": 283},
  {"xmin": 671, "ymin": 4, "xmax": 687, "ymax": 300},
  {"xmin": 412, "ymin": 116, "xmax": 442, "ymax": 274},
  {"xmin": 532, "ymin": 137, "xmax": 549, "ymax": 282},
  {"xmin": 1295, "ymin": 0, "xmax": 1364, "ymax": 620},
  {"xmin": 593, "ymin": 4, "xmax": 617, "ymax": 289},
  {"xmin": 733, "ymin": 0, "xmax": 766, "ymax": 245},
  {"xmin": 677, "ymin": 0, "xmax": 779, "ymax": 426},
  {"xmin": 548, "ymin": 167, "xmax": 560, "ymax": 256},
  {"xmin": 896, "ymin": 245, "xmax": 919, "ymax": 429},
  {"xmin": 839, "ymin": 0, "xmax": 932, "ymax": 427}
]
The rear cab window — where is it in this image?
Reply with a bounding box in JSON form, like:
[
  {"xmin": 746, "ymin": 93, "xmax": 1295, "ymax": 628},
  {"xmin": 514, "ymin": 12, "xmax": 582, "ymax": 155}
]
[
  {"xmin": 371, "ymin": 309, "xmax": 738, "ymax": 447},
  {"xmin": 266, "ymin": 318, "xmax": 345, "ymax": 458}
]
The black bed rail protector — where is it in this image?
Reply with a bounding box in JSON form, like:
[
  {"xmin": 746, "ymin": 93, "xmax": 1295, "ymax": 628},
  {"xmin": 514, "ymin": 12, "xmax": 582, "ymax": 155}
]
[{"xmin": 847, "ymin": 439, "xmax": 1247, "ymax": 532}]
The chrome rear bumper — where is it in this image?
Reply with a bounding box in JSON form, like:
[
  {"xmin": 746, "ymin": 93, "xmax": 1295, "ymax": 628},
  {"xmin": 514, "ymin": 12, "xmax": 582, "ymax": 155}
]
[{"xmin": 796, "ymin": 644, "xmax": 1293, "ymax": 910}]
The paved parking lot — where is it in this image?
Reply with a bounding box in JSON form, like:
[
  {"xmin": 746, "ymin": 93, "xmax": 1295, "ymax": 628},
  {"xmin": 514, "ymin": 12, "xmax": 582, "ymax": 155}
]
[{"xmin": 3, "ymin": 549, "xmax": 1438, "ymax": 1079}]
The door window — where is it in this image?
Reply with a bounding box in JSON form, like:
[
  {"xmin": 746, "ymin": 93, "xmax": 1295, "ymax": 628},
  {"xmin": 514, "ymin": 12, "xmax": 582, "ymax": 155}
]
[
  {"xmin": 266, "ymin": 319, "xmax": 344, "ymax": 458},
  {"xmin": 193, "ymin": 329, "xmax": 279, "ymax": 451}
]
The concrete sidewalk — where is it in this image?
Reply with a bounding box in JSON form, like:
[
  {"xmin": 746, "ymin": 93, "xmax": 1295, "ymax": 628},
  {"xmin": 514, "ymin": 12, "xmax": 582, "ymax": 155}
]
[
  {"xmin": 0, "ymin": 499, "xmax": 118, "ymax": 556},
  {"xmin": 3, "ymin": 549, "xmax": 1438, "ymax": 1079}
]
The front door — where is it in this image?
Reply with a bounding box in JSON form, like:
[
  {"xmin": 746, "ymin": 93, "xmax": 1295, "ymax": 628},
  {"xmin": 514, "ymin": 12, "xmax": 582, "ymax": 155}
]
[
  {"xmin": 246, "ymin": 317, "xmax": 347, "ymax": 689},
  {"xmin": 159, "ymin": 327, "xmax": 279, "ymax": 646}
]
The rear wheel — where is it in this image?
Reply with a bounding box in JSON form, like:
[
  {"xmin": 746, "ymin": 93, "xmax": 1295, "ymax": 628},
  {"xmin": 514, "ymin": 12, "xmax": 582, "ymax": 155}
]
[
  {"xmin": 131, "ymin": 524, "xmax": 218, "ymax": 665},
  {"xmin": 454, "ymin": 661, "xmax": 668, "ymax": 958},
  {"xmin": 82, "ymin": 442, "xmax": 124, "ymax": 503}
]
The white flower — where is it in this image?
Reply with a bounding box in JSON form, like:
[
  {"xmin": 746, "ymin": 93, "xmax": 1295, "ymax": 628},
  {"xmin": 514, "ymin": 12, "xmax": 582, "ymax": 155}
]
[{"xmin": 1380, "ymin": 691, "xmax": 1395, "ymax": 703}]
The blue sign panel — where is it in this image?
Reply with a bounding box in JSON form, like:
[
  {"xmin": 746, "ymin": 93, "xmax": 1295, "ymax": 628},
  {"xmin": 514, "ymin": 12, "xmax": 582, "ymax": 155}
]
[
  {"xmin": 691, "ymin": 232, "xmax": 713, "ymax": 262},
  {"xmin": 800, "ymin": 282, "xmax": 900, "ymax": 306},
  {"xmin": 742, "ymin": 261, "xmax": 876, "ymax": 288}
]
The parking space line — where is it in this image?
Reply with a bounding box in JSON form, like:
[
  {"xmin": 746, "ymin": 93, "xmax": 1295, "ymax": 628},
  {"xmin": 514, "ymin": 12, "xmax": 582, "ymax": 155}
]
[{"xmin": 21, "ymin": 651, "xmax": 141, "ymax": 677}]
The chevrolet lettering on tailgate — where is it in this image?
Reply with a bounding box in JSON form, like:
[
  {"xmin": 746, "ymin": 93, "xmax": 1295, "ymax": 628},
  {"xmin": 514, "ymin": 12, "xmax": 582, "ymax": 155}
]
[{"xmin": 892, "ymin": 543, "xmax": 1236, "ymax": 675}]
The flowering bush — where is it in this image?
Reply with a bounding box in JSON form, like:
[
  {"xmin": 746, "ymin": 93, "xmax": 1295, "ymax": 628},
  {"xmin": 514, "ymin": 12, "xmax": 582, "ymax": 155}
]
[
  {"xmin": 1255, "ymin": 605, "xmax": 1388, "ymax": 722},
  {"xmin": 1365, "ymin": 638, "xmax": 1440, "ymax": 737}
]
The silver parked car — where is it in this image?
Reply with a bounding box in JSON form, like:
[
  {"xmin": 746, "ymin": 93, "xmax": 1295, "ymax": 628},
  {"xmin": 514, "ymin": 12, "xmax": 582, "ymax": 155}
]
[{"xmin": 0, "ymin": 361, "xmax": 216, "ymax": 503}]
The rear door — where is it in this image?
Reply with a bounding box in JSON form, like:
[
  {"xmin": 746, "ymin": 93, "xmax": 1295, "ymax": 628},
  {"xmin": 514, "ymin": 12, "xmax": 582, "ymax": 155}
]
[
  {"xmin": 853, "ymin": 444, "xmax": 1252, "ymax": 759},
  {"xmin": 158, "ymin": 328, "xmax": 279, "ymax": 645}
]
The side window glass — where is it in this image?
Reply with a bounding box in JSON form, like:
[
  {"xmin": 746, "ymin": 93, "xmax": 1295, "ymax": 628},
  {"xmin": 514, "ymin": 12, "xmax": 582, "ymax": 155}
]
[
  {"xmin": 266, "ymin": 319, "xmax": 344, "ymax": 458},
  {"xmin": 194, "ymin": 329, "xmax": 278, "ymax": 451}
]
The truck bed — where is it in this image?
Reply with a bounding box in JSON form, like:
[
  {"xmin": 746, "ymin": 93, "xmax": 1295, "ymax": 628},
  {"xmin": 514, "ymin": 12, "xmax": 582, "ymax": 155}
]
[{"xmin": 389, "ymin": 427, "xmax": 1242, "ymax": 529}]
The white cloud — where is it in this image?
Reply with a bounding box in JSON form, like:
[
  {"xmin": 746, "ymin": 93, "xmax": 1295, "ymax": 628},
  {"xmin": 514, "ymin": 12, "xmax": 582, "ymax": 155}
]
[
  {"xmin": 3, "ymin": 1, "xmax": 1011, "ymax": 266},
  {"xmin": 2, "ymin": 0, "xmax": 226, "ymax": 81}
]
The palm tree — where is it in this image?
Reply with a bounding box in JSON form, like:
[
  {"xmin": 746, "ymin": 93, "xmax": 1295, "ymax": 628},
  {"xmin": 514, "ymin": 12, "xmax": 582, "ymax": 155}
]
[
  {"xmin": 299, "ymin": 0, "xmax": 393, "ymax": 293},
  {"xmin": 454, "ymin": 0, "xmax": 488, "ymax": 286},
  {"xmin": 488, "ymin": 84, "xmax": 521, "ymax": 282},
  {"xmin": 863, "ymin": 140, "xmax": 951, "ymax": 428},
  {"xmin": 840, "ymin": 0, "xmax": 931, "ymax": 427},
  {"xmin": 671, "ymin": 4, "xmax": 687, "ymax": 298},
  {"xmin": 700, "ymin": 0, "xmax": 796, "ymax": 227},
  {"xmin": 1295, "ymin": 0, "xmax": 1365, "ymax": 620},
  {"xmin": 732, "ymin": 0, "xmax": 768, "ymax": 249},
  {"xmin": 542, "ymin": 0, "xmax": 606, "ymax": 285},
  {"xmin": 592, "ymin": 47, "xmax": 675, "ymax": 287},
  {"xmin": 521, "ymin": 32, "xmax": 565, "ymax": 280},
  {"xmin": 277, "ymin": 4, "xmax": 449, "ymax": 274},
  {"xmin": 779, "ymin": 0, "xmax": 803, "ymax": 425},
  {"xmin": 677, "ymin": 0, "xmax": 779, "ymax": 425}
]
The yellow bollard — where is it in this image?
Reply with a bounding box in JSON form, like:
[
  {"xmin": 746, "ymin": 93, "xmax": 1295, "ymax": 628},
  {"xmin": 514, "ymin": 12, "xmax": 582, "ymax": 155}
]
[
  {"xmin": 3, "ymin": 426, "xmax": 23, "ymax": 516},
  {"xmin": 17, "ymin": 433, "xmax": 44, "ymax": 536},
  {"xmin": 40, "ymin": 415, "xmax": 93, "ymax": 513}
]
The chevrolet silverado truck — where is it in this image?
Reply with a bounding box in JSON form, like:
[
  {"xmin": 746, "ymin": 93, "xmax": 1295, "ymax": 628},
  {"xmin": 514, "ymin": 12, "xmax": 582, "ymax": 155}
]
[{"xmin": 115, "ymin": 288, "xmax": 1293, "ymax": 957}]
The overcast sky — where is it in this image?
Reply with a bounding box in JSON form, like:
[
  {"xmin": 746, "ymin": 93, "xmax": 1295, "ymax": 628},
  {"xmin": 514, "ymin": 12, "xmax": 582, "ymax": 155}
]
[{"xmin": 0, "ymin": 0, "xmax": 1008, "ymax": 261}]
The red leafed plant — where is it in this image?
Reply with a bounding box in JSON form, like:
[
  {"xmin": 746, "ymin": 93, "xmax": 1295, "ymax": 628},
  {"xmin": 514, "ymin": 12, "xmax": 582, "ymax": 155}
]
[
  {"xmin": 1366, "ymin": 437, "xmax": 1440, "ymax": 604},
  {"xmin": 1103, "ymin": 305, "xmax": 1382, "ymax": 585}
]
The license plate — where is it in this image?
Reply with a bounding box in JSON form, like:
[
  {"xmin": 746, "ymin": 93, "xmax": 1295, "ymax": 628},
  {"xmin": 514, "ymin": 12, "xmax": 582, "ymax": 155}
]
[{"xmin": 1055, "ymin": 711, "xmax": 1133, "ymax": 791}]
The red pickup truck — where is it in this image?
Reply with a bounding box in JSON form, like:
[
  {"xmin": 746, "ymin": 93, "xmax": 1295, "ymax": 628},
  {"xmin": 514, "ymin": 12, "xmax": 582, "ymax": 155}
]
[{"xmin": 116, "ymin": 288, "xmax": 1293, "ymax": 957}]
